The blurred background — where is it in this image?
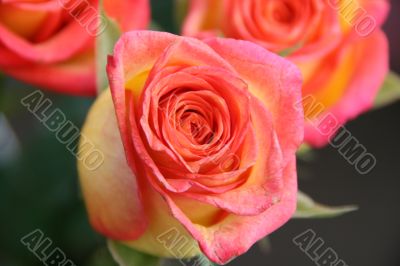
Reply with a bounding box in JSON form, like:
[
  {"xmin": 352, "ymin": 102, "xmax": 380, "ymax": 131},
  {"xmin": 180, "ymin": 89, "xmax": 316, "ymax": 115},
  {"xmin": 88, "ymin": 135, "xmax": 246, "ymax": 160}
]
[{"xmin": 0, "ymin": 0, "xmax": 399, "ymax": 265}]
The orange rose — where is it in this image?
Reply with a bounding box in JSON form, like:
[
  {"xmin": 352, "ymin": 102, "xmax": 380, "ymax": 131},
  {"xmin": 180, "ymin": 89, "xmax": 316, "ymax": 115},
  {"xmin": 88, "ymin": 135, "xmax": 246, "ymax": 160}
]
[
  {"xmin": 0, "ymin": 0, "xmax": 149, "ymax": 95},
  {"xmin": 78, "ymin": 31, "xmax": 304, "ymax": 264},
  {"xmin": 183, "ymin": 0, "xmax": 342, "ymax": 57}
]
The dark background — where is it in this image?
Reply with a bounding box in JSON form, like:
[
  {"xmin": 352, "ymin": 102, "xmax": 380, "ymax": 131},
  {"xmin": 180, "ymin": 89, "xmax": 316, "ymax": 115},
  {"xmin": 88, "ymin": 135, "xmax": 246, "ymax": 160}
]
[{"xmin": 0, "ymin": 0, "xmax": 399, "ymax": 265}]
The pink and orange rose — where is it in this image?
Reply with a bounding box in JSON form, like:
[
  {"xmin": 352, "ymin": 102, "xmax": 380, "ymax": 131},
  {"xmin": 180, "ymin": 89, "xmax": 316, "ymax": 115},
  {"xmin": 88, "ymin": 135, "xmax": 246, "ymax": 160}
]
[
  {"xmin": 183, "ymin": 0, "xmax": 342, "ymax": 57},
  {"xmin": 78, "ymin": 31, "xmax": 304, "ymax": 264},
  {"xmin": 0, "ymin": 0, "xmax": 149, "ymax": 96},
  {"xmin": 183, "ymin": 0, "xmax": 390, "ymax": 146}
]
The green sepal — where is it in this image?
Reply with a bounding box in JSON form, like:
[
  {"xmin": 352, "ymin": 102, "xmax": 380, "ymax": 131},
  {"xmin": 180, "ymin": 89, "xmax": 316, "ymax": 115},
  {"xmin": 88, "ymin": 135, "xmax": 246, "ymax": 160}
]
[
  {"xmin": 374, "ymin": 71, "xmax": 400, "ymax": 109},
  {"xmin": 107, "ymin": 240, "xmax": 161, "ymax": 266},
  {"xmin": 294, "ymin": 191, "xmax": 357, "ymax": 219}
]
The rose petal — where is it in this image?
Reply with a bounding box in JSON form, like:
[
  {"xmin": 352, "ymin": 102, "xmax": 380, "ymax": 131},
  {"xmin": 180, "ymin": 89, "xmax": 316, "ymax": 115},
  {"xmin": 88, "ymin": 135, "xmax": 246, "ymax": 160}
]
[
  {"xmin": 182, "ymin": 0, "xmax": 223, "ymax": 36},
  {"xmin": 78, "ymin": 90, "xmax": 147, "ymax": 240},
  {"xmin": 103, "ymin": 0, "xmax": 150, "ymax": 31},
  {"xmin": 0, "ymin": 11, "xmax": 92, "ymax": 63},
  {"xmin": 177, "ymin": 96, "xmax": 284, "ymax": 216},
  {"xmin": 163, "ymin": 157, "xmax": 298, "ymax": 264},
  {"xmin": 205, "ymin": 37, "xmax": 304, "ymax": 162},
  {"xmin": 0, "ymin": 48, "xmax": 96, "ymax": 96},
  {"xmin": 303, "ymin": 30, "xmax": 388, "ymax": 146}
]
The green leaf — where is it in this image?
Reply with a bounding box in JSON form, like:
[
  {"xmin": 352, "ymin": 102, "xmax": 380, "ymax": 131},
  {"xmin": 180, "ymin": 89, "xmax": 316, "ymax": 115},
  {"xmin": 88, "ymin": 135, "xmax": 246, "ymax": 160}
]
[
  {"xmin": 150, "ymin": 21, "xmax": 163, "ymax": 31},
  {"xmin": 296, "ymin": 144, "xmax": 316, "ymax": 161},
  {"xmin": 107, "ymin": 240, "xmax": 161, "ymax": 266},
  {"xmin": 195, "ymin": 254, "xmax": 218, "ymax": 266},
  {"xmin": 278, "ymin": 41, "xmax": 304, "ymax": 57},
  {"xmin": 294, "ymin": 191, "xmax": 357, "ymax": 219},
  {"xmin": 257, "ymin": 237, "xmax": 271, "ymax": 254},
  {"xmin": 374, "ymin": 71, "xmax": 400, "ymax": 109},
  {"xmin": 161, "ymin": 256, "xmax": 217, "ymax": 266},
  {"xmin": 0, "ymin": 114, "xmax": 20, "ymax": 166},
  {"xmin": 96, "ymin": 2, "xmax": 122, "ymax": 94},
  {"xmin": 174, "ymin": 0, "xmax": 189, "ymax": 29},
  {"xmin": 85, "ymin": 247, "xmax": 118, "ymax": 266}
]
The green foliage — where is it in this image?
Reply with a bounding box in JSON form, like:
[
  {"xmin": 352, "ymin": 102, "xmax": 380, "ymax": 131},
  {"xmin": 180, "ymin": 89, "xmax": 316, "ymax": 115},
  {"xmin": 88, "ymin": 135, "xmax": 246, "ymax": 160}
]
[
  {"xmin": 374, "ymin": 71, "xmax": 400, "ymax": 109},
  {"xmin": 174, "ymin": 0, "xmax": 189, "ymax": 30},
  {"xmin": 0, "ymin": 84, "xmax": 99, "ymax": 266},
  {"xmin": 294, "ymin": 191, "xmax": 357, "ymax": 219},
  {"xmin": 107, "ymin": 241, "xmax": 161, "ymax": 266},
  {"xmin": 257, "ymin": 237, "xmax": 272, "ymax": 254},
  {"xmin": 296, "ymin": 144, "xmax": 317, "ymax": 161},
  {"xmin": 96, "ymin": 1, "xmax": 122, "ymax": 94},
  {"xmin": 85, "ymin": 247, "xmax": 118, "ymax": 266}
]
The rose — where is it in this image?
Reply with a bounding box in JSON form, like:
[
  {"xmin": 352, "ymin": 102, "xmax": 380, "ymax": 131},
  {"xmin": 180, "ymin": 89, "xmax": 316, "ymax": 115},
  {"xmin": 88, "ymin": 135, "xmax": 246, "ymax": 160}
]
[
  {"xmin": 0, "ymin": 0, "xmax": 149, "ymax": 96},
  {"xmin": 182, "ymin": 0, "xmax": 388, "ymax": 56},
  {"xmin": 78, "ymin": 31, "xmax": 304, "ymax": 264},
  {"xmin": 182, "ymin": 0, "xmax": 390, "ymax": 146},
  {"xmin": 297, "ymin": 26, "xmax": 388, "ymax": 146},
  {"xmin": 182, "ymin": 0, "xmax": 342, "ymax": 57},
  {"xmin": 293, "ymin": 0, "xmax": 389, "ymax": 146}
]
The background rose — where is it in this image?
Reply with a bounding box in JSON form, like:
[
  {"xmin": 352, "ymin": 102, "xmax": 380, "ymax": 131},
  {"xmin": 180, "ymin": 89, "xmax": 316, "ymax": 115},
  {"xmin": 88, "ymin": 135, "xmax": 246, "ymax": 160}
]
[
  {"xmin": 298, "ymin": 28, "xmax": 388, "ymax": 146},
  {"xmin": 78, "ymin": 31, "xmax": 304, "ymax": 264},
  {"xmin": 0, "ymin": 0, "xmax": 149, "ymax": 96},
  {"xmin": 182, "ymin": 0, "xmax": 342, "ymax": 57},
  {"xmin": 182, "ymin": 0, "xmax": 390, "ymax": 146}
]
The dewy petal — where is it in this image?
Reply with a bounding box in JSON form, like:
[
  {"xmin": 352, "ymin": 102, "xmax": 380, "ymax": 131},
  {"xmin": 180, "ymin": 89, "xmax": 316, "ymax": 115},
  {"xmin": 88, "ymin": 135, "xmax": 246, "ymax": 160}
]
[
  {"xmin": 78, "ymin": 90, "xmax": 147, "ymax": 240},
  {"xmin": 205, "ymin": 37, "xmax": 304, "ymax": 162}
]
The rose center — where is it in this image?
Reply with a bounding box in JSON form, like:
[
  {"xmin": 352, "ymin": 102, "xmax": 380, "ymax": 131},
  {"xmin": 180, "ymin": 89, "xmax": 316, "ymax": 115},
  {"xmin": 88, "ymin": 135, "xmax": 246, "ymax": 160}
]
[
  {"xmin": 265, "ymin": 1, "xmax": 296, "ymax": 24},
  {"xmin": 179, "ymin": 110, "xmax": 214, "ymax": 145}
]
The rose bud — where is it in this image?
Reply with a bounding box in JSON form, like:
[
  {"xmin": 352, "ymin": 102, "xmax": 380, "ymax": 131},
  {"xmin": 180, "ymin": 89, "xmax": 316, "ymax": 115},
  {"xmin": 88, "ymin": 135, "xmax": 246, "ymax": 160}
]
[
  {"xmin": 0, "ymin": 0, "xmax": 149, "ymax": 96},
  {"xmin": 78, "ymin": 31, "xmax": 304, "ymax": 264}
]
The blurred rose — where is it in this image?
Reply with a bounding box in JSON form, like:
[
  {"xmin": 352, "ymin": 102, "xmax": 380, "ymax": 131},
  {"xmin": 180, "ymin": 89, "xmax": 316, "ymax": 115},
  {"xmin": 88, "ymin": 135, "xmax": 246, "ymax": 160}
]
[
  {"xmin": 183, "ymin": 0, "xmax": 390, "ymax": 146},
  {"xmin": 298, "ymin": 28, "xmax": 388, "ymax": 146},
  {"xmin": 0, "ymin": 0, "xmax": 149, "ymax": 96},
  {"xmin": 183, "ymin": 0, "xmax": 342, "ymax": 57},
  {"xmin": 78, "ymin": 31, "xmax": 304, "ymax": 264}
]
